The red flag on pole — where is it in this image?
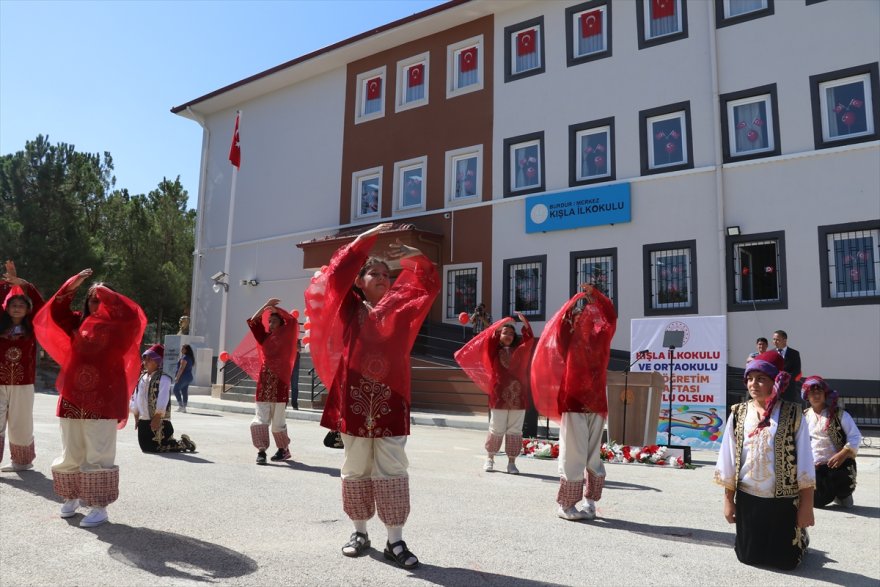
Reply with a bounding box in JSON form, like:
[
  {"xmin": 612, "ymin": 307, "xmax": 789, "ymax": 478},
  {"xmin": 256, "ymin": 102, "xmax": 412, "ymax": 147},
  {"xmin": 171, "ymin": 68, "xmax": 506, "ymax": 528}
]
[
  {"xmin": 581, "ymin": 10, "xmax": 602, "ymax": 38},
  {"xmin": 459, "ymin": 47, "xmax": 478, "ymax": 72},
  {"xmin": 366, "ymin": 77, "xmax": 382, "ymax": 100},
  {"xmin": 516, "ymin": 29, "xmax": 537, "ymax": 56},
  {"xmin": 228, "ymin": 112, "xmax": 241, "ymax": 168},
  {"xmin": 652, "ymin": 0, "xmax": 675, "ymax": 19}
]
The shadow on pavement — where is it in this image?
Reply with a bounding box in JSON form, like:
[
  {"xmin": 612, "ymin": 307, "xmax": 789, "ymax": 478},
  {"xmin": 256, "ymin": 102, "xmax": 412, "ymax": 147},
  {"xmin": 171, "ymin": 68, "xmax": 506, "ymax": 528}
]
[
  {"xmin": 143, "ymin": 453, "xmax": 214, "ymax": 464},
  {"xmin": 0, "ymin": 470, "xmax": 57, "ymax": 502},
  {"xmin": 595, "ymin": 518, "xmax": 734, "ymax": 548},
  {"xmin": 282, "ymin": 461, "xmax": 341, "ymax": 478},
  {"xmin": 789, "ymin": 548, "xmax": 879, "ymax": 586},
  {"xmin": 84, "ymin": 523, "xmax": 258, "ymax": 582},
  {"xmin": 816, "ymin": 503, "xmax": 879, "ymax": 519}
]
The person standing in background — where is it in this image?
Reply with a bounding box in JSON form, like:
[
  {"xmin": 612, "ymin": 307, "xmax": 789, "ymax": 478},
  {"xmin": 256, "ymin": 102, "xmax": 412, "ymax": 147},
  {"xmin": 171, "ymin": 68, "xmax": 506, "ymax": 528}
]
[
  {"xmin": 172, "ymin": 344, "xmax": 195, "ymax": 413},
  {"xmin": 772, "ymin": 330, "xmax": 801, "ymax": 402}
]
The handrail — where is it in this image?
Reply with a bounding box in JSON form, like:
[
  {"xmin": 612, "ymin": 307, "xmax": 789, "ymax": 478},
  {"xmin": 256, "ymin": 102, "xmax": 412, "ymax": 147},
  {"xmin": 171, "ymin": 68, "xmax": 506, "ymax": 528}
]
[
  {"xmin": 309, "ymin": 367, "xmax": 327, "ymax": 403},
  {"xmin": 219, "ymin": 360, "xmax": 251, "ymax": 395}
]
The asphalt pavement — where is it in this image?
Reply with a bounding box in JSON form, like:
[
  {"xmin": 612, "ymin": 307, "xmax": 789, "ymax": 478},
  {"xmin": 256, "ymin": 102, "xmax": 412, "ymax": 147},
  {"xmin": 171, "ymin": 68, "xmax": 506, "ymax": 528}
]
[{"xmin": 1, "ymin": 392, "xmax": 878, "ymax": 587}]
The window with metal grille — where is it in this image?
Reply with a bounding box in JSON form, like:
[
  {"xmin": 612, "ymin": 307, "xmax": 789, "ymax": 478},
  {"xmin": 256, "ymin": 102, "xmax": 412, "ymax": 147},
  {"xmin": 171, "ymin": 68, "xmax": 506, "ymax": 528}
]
[
  {"xmin": 571, "ymin": 250, "xmax": 616, "ymax": 304},
  {"xmin": 734, "ymin": 240, "xmax": 780, "ymax": 303},
  {"xmin": 643, "ymin": 240, "xmax": 697, "ymax": 315},
  {"xmin": 503, "ymin": 256, "xmax": 546, "ymax": 320},
  {"xmin": 822, "ymin": 224, "xmax": 879, "ymax": 304},
  {"xmin": 444, "ymin": 266, "xmax": 478, "ymax": 320}
]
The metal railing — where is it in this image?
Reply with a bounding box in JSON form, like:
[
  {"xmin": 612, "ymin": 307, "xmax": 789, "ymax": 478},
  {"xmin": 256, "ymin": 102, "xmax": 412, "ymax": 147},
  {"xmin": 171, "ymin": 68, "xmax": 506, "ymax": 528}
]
[
  {"xmin": 219, "ymin": 360, "xmax": 252, "ymax": 395},
  {"xmin": 310, "ymin": 367, "xmax": 327, "ymax": 403}
]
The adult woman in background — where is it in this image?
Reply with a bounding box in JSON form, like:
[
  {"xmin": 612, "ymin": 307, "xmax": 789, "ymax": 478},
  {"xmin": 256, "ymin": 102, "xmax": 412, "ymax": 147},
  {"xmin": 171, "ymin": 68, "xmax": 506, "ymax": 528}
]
[{"xmin": 173, "ymin": 344, "xmax": 195, "ymax": 413}]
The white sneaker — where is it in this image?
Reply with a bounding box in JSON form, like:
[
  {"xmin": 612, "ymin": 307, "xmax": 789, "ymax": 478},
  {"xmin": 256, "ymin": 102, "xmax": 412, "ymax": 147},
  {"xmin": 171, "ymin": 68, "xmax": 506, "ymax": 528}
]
[
  {"xmin": 80, "ymin": 506, "xmax": 108, "ymax": 528},
  {"xmin": 557, "ymin": 505, "xmax": 589, "ymax": 521},
  {"xmin": 506, "ymin": 461, "xmax": 520, "ymax": 475},
  {"xmin": 834, "ymin": 495, "xmax": 854, "ymax": 508},
  {"xmin": 580, "ymin": 499, "xmax": 596, "ymax": 520},
  {"xmin": 181, "ymin": 406, "xmax": 187, "ymax": 413},
  {"xmin": 1, "ymin": 462, "xmax": 33, "ymax": 472},
  {"xmin": 484, "ymin": 458, "xmax": 494, "ymax": 472},
  {"xmin": 60, "ymin": 499, "xmax": 80, "ymax": 518}
]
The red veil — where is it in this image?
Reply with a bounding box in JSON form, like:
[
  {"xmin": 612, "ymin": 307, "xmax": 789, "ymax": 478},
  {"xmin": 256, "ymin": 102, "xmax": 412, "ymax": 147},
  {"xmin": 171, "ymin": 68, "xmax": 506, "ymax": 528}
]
[
  {"xmin": 454, "ymin": 317, "xmax": 535, "ymax": 400},
  {"xmin": 33, "ymin": 276, "xmax": 146, "ymax": 427},
  {"xmin": 231, "ymin": 306, "xmax": 299, "ymax": 383}
]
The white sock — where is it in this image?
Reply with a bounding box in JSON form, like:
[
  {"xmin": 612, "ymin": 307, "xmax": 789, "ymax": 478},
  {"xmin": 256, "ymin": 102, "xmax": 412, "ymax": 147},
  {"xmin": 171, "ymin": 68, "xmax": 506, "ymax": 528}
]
[
  {"xmin": 354, "ymin": 520, "xmax": 368, "ymax": 534},
  {"xmin": 386, "ymin": 526, "xmax": 403, "ymax": 545}
]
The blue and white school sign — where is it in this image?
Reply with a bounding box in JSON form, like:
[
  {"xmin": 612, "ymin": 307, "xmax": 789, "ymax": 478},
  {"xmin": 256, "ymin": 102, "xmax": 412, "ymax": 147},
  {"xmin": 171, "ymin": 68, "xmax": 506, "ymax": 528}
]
[{"xmin": 525, "ymin": 183, "xmax": 631, "ymax": 233}]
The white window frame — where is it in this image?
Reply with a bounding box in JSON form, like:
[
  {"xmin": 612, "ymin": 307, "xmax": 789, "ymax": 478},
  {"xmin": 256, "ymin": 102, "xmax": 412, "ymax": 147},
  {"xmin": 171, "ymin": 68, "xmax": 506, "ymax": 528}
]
[
  {"xmin": 644, "ymin": 0, "xmax": 683, "ymax": 40},
  {"xmin": 442, "ymin": 263, "xmax": 482, "ymax": 324},
  {"xmin": 646, "ymin": 110, "xmax": 688, "ymax": 170},
  {"xmin": 447, "ymin": 36, "xmax": 483, "ymax": 99},
  {"xmin": 572, "ymin": 5, "xmax": 608, "ymax": 59},
  {"xmin": 351, "ymin": 167, "xmax": 383, "ymax": 220},
  {"xmin": 723, "ymin": 0, "xmax": 768, "ymax": 18},
  {"xmin": 444, "ymin": 144, "xmax": 482, "ymax": 205},
  {"xmin": 575, "ymin": 126, "xmax": 612, "ymax": 181},
  {"xmin": 726, "ymin": 93, "xmax": 775, "ymax": 157},
  {"xmin": 354, "ymin": 66, "xmax": 386, "ymax": 124},
  {"xmin": 509, "ymin": 139, "xmax": 543, "ymax": 193},
  {"xmin": 818, "ymin": 73, "xmax": 875, "ymax": 143},
  {"xmin": 828, "ymin": 228, "xmax": 880, "ymax": 299},
  {"xmin": 392, "ymin": 156, "xmax": 427, "ymax": 213},
  {"xmin": 510, "ymin": 25, "xmax": 542, "ymax": 76},
  {"xmin": 395, "ymin": 52, "xmax": 429, "ymax": 113}
]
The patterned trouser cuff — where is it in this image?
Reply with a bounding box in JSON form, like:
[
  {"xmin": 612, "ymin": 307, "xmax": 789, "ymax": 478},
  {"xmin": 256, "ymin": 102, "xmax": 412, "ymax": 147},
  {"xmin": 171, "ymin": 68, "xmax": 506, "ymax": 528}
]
[
  {"xmin": 342, "ymin": 478, "xmax": 375, "ymax": 521},
  {"xmin": 9, "ymin": 441, "xmax": 36, "ymax": 466},
  {"xmin": 485, "ymin": 433, "xmax": 503, "ymax": 454},
  {"xmin": 272, "ymin": 431, "xmax": 290, "ymax": 451},
  {"xmin": 374, "ymin": 477, "xmax": 410, "ymax": 527},
  {"xmin": 585, "ymin": 471, "xmax": 605, "ymax": 501},
  {"xmin": 52, "ymin": 470, "xmax": 80, "ymax": 500},
  {"xmin": 557, "ymin": 478, "xmax": 584, "ymax": 508},
  {"xmin": 505, "ymin": 434, "xmax": 523, "ymax": 458},
  {"xmin": 250, "ymin": 424, "xmax": 270, "ymax": 451},
  {"xmin": 79, "ymin": 468, "xmax": 120, "ymax": 507}
]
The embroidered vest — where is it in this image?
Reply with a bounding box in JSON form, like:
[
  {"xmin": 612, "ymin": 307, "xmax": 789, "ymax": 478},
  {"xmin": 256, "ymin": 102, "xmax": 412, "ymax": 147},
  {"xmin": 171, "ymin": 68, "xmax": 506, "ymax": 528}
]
[
  {"xmin": 146, "ymin": 370, "xmax": 173, "ymax": 420},
  {"xmin": 732, "ymin": 400, "xmax": 801, "ymax": 498},
  {"xmin": 804, "ymin": 408, "xmax": 846, "ymax": 451}
]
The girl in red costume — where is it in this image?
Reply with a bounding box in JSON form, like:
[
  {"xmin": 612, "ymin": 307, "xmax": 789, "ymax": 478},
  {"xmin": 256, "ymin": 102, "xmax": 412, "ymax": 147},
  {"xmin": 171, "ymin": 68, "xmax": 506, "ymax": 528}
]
[
  {"xmin": 0, "ymin": 260, "xmax": 45, "ymax": 472},
  {"xmin": 455, "ymin": 312, "xmax": 534, "ymax": 475},
  {"xmin": 305, "ymin": 223, "xmax": 439, "ymax": 569},
  {"xmin": 33, "ymin": 269, "xmax": 146, "ymax": 528},
  {"xmin": 232, "ymin": 298, "xmax": 299, "ymax": 464},
  {"xmin": 531, "ymin": 284, "xmax": 617, "ymax": 521}
]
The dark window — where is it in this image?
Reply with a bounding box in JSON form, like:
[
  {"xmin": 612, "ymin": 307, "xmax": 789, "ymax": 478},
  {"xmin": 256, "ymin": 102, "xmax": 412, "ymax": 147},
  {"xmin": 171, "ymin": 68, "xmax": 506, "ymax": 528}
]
[
  {"xmin": 502, "ymin": 255, "xmax": 547, "ymax": 320},
  {"xmin": 446, "ymin": 267, "xmax": 478, "ymax": 318},
  {"xmin": 726, "ymin": 231, "xmax": 787, "ymax": 311},
  {"xmin": 818, "ymin": 220, "xmax": 880, "ymax": 307}
]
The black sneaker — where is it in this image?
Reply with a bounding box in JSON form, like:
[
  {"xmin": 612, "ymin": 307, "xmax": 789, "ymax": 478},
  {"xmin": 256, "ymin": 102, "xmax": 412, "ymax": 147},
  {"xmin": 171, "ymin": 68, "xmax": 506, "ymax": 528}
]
[
  {"xmin": 270, "ymin": 448, "xmax": 291, "ymax": 461},
  {"xmin": 256, "ymin": 451, "xmax": 267, "ymax": 465}
]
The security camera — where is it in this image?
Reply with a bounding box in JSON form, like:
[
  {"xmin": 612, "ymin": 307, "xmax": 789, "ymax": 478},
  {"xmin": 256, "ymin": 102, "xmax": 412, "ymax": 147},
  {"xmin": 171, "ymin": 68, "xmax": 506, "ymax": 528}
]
[{"xmin": 211, "ymin": 271, "xmax": 226, "ymax": 281}]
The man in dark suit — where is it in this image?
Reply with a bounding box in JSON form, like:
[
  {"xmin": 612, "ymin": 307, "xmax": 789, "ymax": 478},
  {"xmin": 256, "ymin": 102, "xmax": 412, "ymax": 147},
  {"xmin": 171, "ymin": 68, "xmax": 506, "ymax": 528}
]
[{"xmin": 772, "ymin": 330, "xmax": 802, "ymax": 402}]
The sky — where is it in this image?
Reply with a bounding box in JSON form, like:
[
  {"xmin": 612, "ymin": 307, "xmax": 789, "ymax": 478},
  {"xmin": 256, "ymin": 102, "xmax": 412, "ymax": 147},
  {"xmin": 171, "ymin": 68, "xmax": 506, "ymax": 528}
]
[{"xmin": 0, "ymin": 0, "xmax": 446, "ymax": 208}]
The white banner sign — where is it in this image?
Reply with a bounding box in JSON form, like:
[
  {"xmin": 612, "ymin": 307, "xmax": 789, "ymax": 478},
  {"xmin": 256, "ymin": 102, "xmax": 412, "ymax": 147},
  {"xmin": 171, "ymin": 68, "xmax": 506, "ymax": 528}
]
[{"xmin": 631, "ymin": 316, "xmax": 727, "ymax": 451}]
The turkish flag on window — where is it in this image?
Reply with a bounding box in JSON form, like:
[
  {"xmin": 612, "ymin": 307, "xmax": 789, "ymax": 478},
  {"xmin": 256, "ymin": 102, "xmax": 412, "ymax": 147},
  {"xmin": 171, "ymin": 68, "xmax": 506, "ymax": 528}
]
[
  {"xmin": 652, "ymin": 0, "xmax": 675, "ymax": 19},
  {"xmin": 366, "ymin": 77, "xmax": 382, "ymax": 100},
  {"xmin": 459, "ymin": 47, "xmax": 477, "ymax": 72},
  {"xmin": 516, "ymin": 29, "xmax": 537, "ymax": 56},
  {"xmin": 408, "ymin": 64, "xmax": 424, "ymax": 88},
  {"xmin": 228, "ymin": 112, "xmax": 241, "ymax": 168},
  {"xmin": 580, "ymin": 10, "xmax": 602, "ymax": 37}
]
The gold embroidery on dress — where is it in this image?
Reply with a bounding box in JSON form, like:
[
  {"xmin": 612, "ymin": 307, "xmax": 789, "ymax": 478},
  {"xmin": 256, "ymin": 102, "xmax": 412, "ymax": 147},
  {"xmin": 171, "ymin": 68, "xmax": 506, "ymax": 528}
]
[
  {"xmin": 500, "ymin": 380, "xmax": 522, "ymax": 409},
  {"xmin": 0, "ymin": 346, "xmax": 24, "ymax": 384},
  {"xmin": 499, "ymin": 347, "xmax": 512, "ymax": 369},
  {"xmin": 258, "ymin": 365, "xmax": 279, "ymax": 402},
  {"xmin": 350, "ymin": 378, "xmax": 393, "ymax": 438}
]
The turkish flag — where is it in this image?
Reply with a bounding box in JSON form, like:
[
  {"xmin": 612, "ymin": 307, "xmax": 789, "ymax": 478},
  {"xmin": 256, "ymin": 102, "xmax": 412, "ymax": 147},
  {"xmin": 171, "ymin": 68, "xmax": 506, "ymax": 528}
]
[
  {"xmin": 366, "ymin": 77, "xmax": 382, "ymax": 100},
  {"xmin": 408, "ymin": 64, "xmax": 424, "ymax": 87},
  {"xmin": 517, "ymin": 29, "xmax": 537, "ymax": 56},
  {"xmin": 459, "ymin": 47, "xmax": 477, "ymax": 72},
  {"xmin": 581, "ymin": 10, "xmax": 602, "ymax": 38},
  {"xmin": 228, "ymin": 112, "xmax": 241, "ymax": 168},
  {"xmin": 652, "ymin": 0, "xmax": 675, "ymax": 19}
]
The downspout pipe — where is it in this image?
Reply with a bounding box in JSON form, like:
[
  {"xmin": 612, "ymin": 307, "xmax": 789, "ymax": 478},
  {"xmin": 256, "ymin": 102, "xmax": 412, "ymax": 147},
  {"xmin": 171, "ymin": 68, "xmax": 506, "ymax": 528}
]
[{"xmin": 186, "ymin": 106, "xmax": 210, "ymax": 338}]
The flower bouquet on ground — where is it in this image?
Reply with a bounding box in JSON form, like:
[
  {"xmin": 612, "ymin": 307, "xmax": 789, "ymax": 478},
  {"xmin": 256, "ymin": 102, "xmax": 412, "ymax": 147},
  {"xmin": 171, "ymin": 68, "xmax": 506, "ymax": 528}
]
[
  {"xmin": 521, "ymin": 438, "xmax": 559, "ymax": 459},
  {"xmin": 600, "ymin": 441, "xmax": 689, "ymax": 469}
]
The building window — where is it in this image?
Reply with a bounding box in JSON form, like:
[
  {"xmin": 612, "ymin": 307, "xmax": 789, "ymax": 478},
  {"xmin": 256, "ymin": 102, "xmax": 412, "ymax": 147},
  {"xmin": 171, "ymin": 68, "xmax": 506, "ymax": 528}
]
[
  {"xmin": 643, "ymin": 240, "xmax": 698, "ymax": 315},
  {"xmin": 443, "ymin": 264, "xmax": 481, "ymax": 323},
  {"xmin": 392, "ymin": 157, "xmax": 427, "ymax": 213},
  {"xmin": 395, "ymin": 53, "xmax": 429, "ymax": 112},
  {"xmin": 503, "ymin": 255, "xmax": 547, "ymax": 320},
  {"xmin": 504, "ymin": 16, "xmax": 545, "ymax": 82},
  {"xmin": 570, "ymin": 248, "xmax": 617, "ymax": 307},
  {"xmin": 354, "ymin": 67, "xmax": 386, "ymax": 124},
  {"xmin": 726, "ymin": 231, "xmax": 787, "ymax": 311},
  {"xmin": 352, "ymin": 167, "xmax": 382, "ymax": 219},
  {"xmin": 566, "ymin": 1, "xmax": 612, "ymax": 67},
  {"xmin": 445, "ymin": 145, "xmax": 482, "ymax": 204},
  {"xmin": 720, "ymin": 84, "xmax": 781, "ymax": 163},
  {"xmin": 639, "ymin": 101, "xmax": 693, "ymax": 175},
  {"xmin": 818, "ymin": 220, "xmax": 880, "ymax": 307},
  {"xmin": 569, "ymin": 117, "xmax": 615, "ymax": 186},
  {"xmin": 636, "ymin": 0, "xmax": 688, "ymax": 49},
  {"xmin": 715, "ymin": 0, "xmax": 773, "ymax": 28},
  {"xmin": 447, "ymin": 36, "xmax": 483, "ymax": 98},
  {"xmin": 503, "ymin": 132, "xmax": 545, "ymax": 197},
  {"xmin": 810, "ymin": 63, "xmax": 880, "ymax": 149}
]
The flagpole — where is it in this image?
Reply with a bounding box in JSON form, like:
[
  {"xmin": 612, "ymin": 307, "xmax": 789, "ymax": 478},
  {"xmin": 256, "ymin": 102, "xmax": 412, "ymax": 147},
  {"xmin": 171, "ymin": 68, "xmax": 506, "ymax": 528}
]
[{"xmin": 217, "ymin": 110, "xmax": 241, "ymax": 387}]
